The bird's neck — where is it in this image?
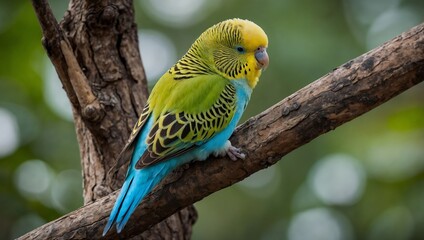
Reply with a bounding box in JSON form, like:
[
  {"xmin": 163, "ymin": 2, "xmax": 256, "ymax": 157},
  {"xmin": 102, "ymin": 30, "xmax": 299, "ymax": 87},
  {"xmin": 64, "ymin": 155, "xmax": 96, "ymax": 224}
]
[{"xmin": 231, "ymin": 79, "xmax": 252, "ymax": 105}]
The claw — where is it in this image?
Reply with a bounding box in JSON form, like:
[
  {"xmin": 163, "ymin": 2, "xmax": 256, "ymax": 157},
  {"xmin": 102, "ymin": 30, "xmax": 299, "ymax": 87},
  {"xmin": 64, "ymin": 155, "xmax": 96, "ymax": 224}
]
[
  {"xmin": 213, "ymin": 140, "xmax": 245, "ymax": 161},
  {"xmin": 226, "ymin": 145, "xmax": 246, "ymax": 161}
]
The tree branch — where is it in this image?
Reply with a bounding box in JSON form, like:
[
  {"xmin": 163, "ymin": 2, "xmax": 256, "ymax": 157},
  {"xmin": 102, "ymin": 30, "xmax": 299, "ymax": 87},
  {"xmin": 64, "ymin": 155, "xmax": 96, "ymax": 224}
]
[
  {"xmin": 19, "ymin": 22, "xmax": 424, "ymax": 240},
  {"xmin": 31, "ymin": 0, "xmax": 101, "ymax": 121}
]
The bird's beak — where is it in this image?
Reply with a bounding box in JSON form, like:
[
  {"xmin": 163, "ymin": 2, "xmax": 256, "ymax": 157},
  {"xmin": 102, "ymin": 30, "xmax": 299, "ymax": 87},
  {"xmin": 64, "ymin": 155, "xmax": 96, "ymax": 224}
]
[{"xmin": 255, "ymin": 47, "xmax": 269, "ymax": 70}]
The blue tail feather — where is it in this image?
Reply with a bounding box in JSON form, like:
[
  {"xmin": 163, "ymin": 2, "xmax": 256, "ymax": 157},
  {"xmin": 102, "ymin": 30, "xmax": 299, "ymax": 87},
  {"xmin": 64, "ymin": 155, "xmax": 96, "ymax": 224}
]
[
  {"xmin": 115, "ymin": 172, "xmax": 155, "ymax": 233},
  {"xmin": 103, "ymin": 174, "xmax": 135, "ymax": 236},
  {"xmin": 103, "ymin": 163, "xmax": 173, "ymax": 235}
]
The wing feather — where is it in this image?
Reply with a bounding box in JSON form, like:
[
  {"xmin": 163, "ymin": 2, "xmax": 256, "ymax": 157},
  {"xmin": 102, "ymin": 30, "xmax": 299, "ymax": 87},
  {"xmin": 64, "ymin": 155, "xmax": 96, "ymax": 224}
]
[
  {"xmin": 135, "ymin": 82, "xmax": 237, "ymax": 169},
  {"xmin": 109, "ymin": 105, "xmax": 151, "ymax": 174}
]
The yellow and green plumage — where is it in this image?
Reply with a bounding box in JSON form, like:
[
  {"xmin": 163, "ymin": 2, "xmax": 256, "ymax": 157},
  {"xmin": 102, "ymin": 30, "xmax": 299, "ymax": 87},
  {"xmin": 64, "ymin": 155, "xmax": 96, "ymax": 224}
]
[{"xmin": 103, "ymin": 18, "xmax": 269, "ymax": 235}]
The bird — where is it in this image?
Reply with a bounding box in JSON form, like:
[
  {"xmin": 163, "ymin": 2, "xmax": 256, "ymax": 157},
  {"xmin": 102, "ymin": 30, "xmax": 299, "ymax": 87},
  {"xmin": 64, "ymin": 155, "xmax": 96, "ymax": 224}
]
[{"xmin": 103, "ymin": 18, "xmax": 269, "ymax": 235}]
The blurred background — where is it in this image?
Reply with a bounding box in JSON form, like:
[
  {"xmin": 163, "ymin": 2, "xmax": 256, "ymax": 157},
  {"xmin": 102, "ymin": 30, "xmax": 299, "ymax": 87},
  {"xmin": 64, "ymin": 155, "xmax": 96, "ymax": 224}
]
[{"xmin": 0, "ymin": 0, "xmax": 423, "ymax": 239}]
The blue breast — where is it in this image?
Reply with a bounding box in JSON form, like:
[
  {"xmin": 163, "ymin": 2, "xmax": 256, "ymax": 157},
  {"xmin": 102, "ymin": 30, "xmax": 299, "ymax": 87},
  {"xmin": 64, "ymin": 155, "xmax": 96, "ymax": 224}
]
[{"xmin": 193, "ymin": 79, "xmax": 252, "ymax": 160}]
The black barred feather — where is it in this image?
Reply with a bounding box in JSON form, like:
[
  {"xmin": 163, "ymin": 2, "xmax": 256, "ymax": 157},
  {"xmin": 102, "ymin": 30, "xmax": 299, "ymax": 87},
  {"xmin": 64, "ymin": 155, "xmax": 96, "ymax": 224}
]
[{"xmin": 136, "ymin": 84, "xmax": 237, "ymax": 168}]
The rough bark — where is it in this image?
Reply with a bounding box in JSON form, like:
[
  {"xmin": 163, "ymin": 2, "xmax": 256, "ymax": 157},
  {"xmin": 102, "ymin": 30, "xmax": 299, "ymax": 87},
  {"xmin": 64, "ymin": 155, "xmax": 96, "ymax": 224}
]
[
  {"xmin": 20, "ymin": 11, "xmax": 424, "ymax": 239},
  {"xmin": 30, "ymin": 0, "xmax": 197, "ymax": 239}
]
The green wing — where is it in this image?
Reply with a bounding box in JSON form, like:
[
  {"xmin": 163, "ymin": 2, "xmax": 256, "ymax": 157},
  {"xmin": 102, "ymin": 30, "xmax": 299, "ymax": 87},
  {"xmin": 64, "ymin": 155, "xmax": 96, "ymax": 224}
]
[{"xmin": 135, "ymin": 74, "xmax": 237, "ymax": 169}]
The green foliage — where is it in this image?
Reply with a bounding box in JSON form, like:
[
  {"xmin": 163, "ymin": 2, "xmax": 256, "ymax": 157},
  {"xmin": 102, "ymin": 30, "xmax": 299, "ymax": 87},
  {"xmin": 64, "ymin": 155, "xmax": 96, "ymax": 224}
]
[{"xmin": 0, "ymin": 0, "xmax": 423, "ymax": 239}]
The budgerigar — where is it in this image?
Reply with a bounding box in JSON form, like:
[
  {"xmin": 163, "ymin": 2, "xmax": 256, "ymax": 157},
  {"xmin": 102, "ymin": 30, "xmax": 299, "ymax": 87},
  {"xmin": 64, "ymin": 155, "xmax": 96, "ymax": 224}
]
[{"xmin": 103, "ymin": 18, "xmax": 269, "ymax": 235}]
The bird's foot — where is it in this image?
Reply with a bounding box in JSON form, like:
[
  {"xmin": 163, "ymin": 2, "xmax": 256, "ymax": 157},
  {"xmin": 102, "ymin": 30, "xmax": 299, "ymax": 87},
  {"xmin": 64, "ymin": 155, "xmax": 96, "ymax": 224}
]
[
  {"xmin": 226, "ymin": 145, "xmax": 246, "ymax": 161},
  {"xmin": 214, "ymin": 140, "xmax": 246, "ymax": 161}
]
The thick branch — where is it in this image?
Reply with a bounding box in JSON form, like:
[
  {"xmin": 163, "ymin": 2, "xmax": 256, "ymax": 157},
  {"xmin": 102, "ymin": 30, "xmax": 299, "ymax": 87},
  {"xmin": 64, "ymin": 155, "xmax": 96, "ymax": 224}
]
[{"xmin": 19, "ymin": 22, "xmax": 424, "ymax": 239}]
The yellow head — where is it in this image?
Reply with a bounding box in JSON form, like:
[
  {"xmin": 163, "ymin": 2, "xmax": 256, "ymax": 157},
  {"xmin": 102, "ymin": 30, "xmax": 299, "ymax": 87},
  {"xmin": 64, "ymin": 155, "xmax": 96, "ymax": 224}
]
[{"xmin": 172, "ymin": 18, "xmax": 269, "ymax": 88}]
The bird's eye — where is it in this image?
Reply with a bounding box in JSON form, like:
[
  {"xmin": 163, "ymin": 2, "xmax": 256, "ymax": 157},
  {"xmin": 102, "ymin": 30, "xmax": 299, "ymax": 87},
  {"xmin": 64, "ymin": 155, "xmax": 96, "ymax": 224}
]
[{"xmin": 236, "ymin": 46, "xmax": 245, "ymax": 53}]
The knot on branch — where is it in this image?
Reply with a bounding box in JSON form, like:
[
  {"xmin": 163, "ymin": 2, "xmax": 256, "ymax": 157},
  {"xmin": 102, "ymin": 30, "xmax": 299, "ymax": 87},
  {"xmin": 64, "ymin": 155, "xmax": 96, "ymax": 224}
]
[
  {"xmin": 82, "ymin": 101, "xmax": 104, "ymax": 122},
  {"xmin": 86, "ymin": 5, "xmax": 119, "ymax": 30},
  {"xmin": 99, "ymin": 5, "xmax": 119, "ymax": 28}
]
